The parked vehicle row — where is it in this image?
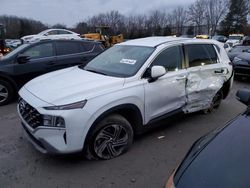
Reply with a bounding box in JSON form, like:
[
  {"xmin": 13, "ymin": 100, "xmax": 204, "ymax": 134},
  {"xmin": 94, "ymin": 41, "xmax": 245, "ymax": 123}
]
[
  {"xmin": 226, "ymin": 45, "xmax": 250, "ymax": 77},
  {"xmin": 17, "ymin": 37, "xmax": 233, "ymax": 159},
  {"xmin": 0, "ymin": 39, "xmax": 104, "ymax": 105},
  {"xmin": 165, "ymin": 89, "xmax": 250, "ymax": 188}
]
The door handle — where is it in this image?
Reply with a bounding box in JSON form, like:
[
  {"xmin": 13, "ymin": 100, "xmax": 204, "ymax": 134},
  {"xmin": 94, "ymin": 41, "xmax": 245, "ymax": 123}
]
[
  {"xmin": 176, "ymin": 76, "xmax": 186, "ymax": 81},
  {"xmin": 214, "ymin": 69, "xmax": 224, "ymax": 74}
]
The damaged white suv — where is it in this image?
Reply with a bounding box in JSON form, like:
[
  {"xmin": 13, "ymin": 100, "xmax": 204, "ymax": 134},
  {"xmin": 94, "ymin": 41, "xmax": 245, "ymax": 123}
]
[{"xmin": 18, "ymin": 37, "xmax": 233, "ymax": 159}]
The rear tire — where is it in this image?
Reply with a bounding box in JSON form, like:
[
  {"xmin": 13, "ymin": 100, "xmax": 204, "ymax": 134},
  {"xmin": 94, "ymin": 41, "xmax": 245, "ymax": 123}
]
[
  {"xmin": 203, "ymin": 90, "xmax": 223, "ymax": 114},
  {"xmin": 85, "ymin": 114, "xmax": 134, "ymax": 160},
  {"xmin": 0, "ymin": 80, "xmax": 14, "ymax": 106}
]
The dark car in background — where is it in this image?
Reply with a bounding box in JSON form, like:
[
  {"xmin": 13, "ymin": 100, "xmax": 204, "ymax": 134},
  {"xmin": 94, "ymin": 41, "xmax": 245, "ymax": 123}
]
[
  {"xmin": 232, "ymin": 50, "xmax": 250, "ymax": 77},
  {"xmin": 212, "ymin": 35, "xmax": 228, "ymax": 43},
  {"xmin": 0, "ymin": 39, "xmax": 104, "ymax": 105},
  {"xmin": 243, "ymin": 36, "xmax": 250, "ymax": 45},
  {"xmin": 227, "ymin": 45, "xmax": 250, "ymax": 61},
  {"xmin": 165, "ymin": 89, "xmax": 250, "ymax": 188}
]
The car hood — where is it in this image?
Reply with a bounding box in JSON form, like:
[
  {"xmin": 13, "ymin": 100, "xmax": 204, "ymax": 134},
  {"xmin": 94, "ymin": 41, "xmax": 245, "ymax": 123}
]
[
  {"xmin": 226, "ymin": 39, "xmax": 240, "ymax": 43},
  {"xmin": 23, "ymin": 67, "xmax": 125, "ymax": 105},
  {"xmin": 236, "ymin": 53, "xmax": 250, "ymax": 61},
  {"xmin": 228, "ymin": 52, "xmax": 239, "ymax": 61}
]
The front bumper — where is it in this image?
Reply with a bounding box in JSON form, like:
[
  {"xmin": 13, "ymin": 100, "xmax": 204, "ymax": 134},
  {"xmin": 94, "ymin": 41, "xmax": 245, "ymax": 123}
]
[
  {"xmin": 18, "ymin": 104, "xmax": 68, "ymax": 154},
  {"xmin": 17, "ymin": 87, "xmax": 92, "ymax": 154}
]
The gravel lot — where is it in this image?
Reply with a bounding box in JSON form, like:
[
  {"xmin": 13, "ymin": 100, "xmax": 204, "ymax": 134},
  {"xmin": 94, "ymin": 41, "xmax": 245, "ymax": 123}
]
[{"xmin": 0, "ymin": 79, "xmax": 249, "ymax": 188}]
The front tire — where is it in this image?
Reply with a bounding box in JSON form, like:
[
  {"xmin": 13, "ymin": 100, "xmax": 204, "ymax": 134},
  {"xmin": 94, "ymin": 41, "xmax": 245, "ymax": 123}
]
[
  {"xmin": 0, "ymin": 80, "xmax": 14, "ymax": 106},
  {"xmin": 85, "ymin": 114, "xmax": 133, "ymax": 160}
]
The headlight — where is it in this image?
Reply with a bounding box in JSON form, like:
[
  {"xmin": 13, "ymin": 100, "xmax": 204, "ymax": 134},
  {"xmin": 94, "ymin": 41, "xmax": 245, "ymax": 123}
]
[
  {"xmin": 43, "ymin": 100, "xmax": 87, "ymax": 110},
  {"xmin": 43, "ymin": 115, "xmax": 65, "ymax": 128},
  {"xmin": 233, "ymin": 57, "xmax": 242, "ymax": 62}
]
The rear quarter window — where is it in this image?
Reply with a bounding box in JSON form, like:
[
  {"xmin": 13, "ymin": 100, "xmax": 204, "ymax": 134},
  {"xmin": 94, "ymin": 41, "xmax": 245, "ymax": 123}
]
[
  {"xmin": 56, "ymin": 41, "xmax": 82, "ymax": 55},
  {"xmin": 185, "ymin": 44, "xmax": 218, "ymax": 67}
]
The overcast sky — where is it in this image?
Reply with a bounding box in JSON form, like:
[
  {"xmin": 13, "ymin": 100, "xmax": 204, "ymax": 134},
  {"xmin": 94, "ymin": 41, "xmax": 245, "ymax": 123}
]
[{"xmin": 0, "ymin": 0, "xmax": 195, "ymax": 27}]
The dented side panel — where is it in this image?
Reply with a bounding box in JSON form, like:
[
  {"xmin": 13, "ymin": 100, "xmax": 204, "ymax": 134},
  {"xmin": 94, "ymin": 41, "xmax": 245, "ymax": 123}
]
[{"xmin": 183, "ymin": 63, "xmax": 230, "ymax": 113}]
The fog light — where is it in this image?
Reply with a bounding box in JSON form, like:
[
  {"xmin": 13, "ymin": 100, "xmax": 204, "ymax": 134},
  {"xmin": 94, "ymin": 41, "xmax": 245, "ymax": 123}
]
[{"xmin": 43, "ymin": 115, "xmax": 65, "ymax": 128}]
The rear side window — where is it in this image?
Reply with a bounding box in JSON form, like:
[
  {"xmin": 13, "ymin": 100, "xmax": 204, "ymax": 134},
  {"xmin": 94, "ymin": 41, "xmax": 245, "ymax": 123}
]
[
  {"xmin": 58, "ymin": 30, "xmax": 72, "ymax": 34},
  {"xmin": 56, "ymin": 41, "xmax": 81, "ymax": 55},
  {"xmin": 186, "ymin": 44, "xmax": 218, "ymax": 67},
  {"xmin": 152, "ymin": 46, "xmax": 183, "ymax": 71}
]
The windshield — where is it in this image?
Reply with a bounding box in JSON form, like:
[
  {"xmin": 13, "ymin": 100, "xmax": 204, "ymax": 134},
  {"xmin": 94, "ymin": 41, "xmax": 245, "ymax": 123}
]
[
  {"xmin": 212, "ymin": 36, "xmax": 223, "ymax": 40},
  {"xmin": 83, "ymin": 45, "xmax": 155, "ymax": 77},
  {"xmin": 1, "ymin": 44, "xmax": 29, "ymax": 59},
  {"xmin": 229, "ymin": 36, "xmax": 242, "ymax": 40}
]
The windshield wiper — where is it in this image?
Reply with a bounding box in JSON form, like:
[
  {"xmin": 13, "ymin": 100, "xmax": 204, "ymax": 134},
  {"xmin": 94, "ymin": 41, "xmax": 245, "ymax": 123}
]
[{"xmin": 84, "ymin": 69, "xmax": 107, "ymax": 76}]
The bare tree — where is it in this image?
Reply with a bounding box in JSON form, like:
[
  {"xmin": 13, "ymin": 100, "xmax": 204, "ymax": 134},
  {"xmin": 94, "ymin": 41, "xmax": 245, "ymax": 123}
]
[
  {"xmin": 171, "ymin": 6, "xmax": 188, "ymax": 35},
  {"xmin": 204, "ymin": 0, "xmax": 229, "ymax": 35},
  {"xmin": 188, "ymin": 0, "xmax": 206, "ymax": 34},
  {"xmin": 147, "ymin": 10, "xmax": 166, "ymax": 35}
]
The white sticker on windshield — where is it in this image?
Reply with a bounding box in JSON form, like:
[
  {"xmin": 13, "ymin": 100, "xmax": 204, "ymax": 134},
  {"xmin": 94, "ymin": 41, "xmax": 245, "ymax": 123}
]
[{"xmin": 120, "ymin": 59, "xmax": 137, "ymax": 65}]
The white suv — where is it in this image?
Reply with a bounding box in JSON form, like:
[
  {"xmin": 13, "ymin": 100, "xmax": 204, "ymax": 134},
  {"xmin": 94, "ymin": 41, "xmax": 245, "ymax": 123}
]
[{"xmin": 18, "ymin": 37, "xmax": 233, "ymax": 159}]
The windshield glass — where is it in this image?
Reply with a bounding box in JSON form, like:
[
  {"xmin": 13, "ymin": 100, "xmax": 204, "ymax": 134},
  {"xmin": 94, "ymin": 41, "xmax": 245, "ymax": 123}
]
[
  {"xmin": 83, "ymin": 45, "xmax": 155, "ymax": 77},
  {"xmin": 1, "ymin": 44, "xmax": 29, "ymax": 59},
  {"xmin": 212, "ymin": 36, "xmax": 223, "ymax": 40},
  {"xmin": 229, "ymin": 36, "xmax": 242, "ymax": 40}
]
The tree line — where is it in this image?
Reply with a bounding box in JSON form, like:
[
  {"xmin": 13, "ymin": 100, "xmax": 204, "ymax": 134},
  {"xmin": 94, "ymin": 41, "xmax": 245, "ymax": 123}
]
[{"xmin": 0, "ymin": 0, "xmax": 249, "ymax": 39}]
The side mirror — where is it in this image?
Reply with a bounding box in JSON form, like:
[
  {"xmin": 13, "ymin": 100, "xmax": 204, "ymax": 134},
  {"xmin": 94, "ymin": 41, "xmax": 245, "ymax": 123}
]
[
  {"xmin": 151, "ymin": 65, "xmax": 166, "ymax": 79},
  {"xmin": 236, "ymin": 89, "xmax": 250, "ymax": 106},
  {"xmin": 17, "ymin": 54, "xmax": 30, "ymax": 64}
]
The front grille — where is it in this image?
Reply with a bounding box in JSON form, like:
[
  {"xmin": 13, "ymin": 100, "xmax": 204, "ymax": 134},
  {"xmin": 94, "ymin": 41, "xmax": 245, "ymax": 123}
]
[
  {"xmin": 18, "ymin": 98, "xmax": 43, "ymax": 129},
  {"xmin": 234, "ymin": 65, "xmax": 250, "ymax": 76}
]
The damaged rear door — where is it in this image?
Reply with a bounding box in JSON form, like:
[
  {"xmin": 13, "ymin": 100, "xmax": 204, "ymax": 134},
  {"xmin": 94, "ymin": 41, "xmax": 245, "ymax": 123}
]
[{"xmin": 183, "ymin": 44, "xmax": 228, "ymax": 113}]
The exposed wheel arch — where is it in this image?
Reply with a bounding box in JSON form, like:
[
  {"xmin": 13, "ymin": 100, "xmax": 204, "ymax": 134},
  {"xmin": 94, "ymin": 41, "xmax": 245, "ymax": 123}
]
[
  {"xmin": 221, "ymin": 72, "xmax": 234, "ymax": 99},
  {"xmin": 0, "ymin": 74, "xmax": 18, "ymax": 93},
  {"xmin": 90, "ymin": 103, "xmax": 143, "ymax": 135},
  {"xmin": 83, "ymin": 103, "xmax": 143, "ymax": 158}
]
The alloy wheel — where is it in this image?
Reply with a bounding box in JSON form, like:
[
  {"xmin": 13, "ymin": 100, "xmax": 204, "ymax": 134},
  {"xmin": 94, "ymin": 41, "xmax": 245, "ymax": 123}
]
[
  {"xmin": 94, "ymin": 124, "xmax": 129, "ymax": 159},
  {"xmin": 0, "ymin": 84, "xmax": 8, "ymax": 103}
]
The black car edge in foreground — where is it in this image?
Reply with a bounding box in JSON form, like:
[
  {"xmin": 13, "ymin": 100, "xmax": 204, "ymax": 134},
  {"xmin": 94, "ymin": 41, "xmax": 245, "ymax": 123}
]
[{"xmin": 166, "ymin": 89, "xmax": 250, "ymax": 188}]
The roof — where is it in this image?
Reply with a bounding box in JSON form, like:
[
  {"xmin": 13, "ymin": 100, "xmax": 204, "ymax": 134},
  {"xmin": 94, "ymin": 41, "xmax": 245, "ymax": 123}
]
[
  {"xmin": 119, "ymin": 36, "xmax": 215, "ymax": 47},
  {"xmin": 119, "ymin": 37, "xmax": 191, "ymax": 47}
]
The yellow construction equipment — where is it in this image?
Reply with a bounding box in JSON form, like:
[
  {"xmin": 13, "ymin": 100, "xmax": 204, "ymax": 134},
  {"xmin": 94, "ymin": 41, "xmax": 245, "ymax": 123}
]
[
  {"xmin": 0, "ymin": 24, "xmax": 11, "ymax": 55},
  {"xmin": 82, "ymin": 26, "xmax": 124, "ymax": 48}
]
